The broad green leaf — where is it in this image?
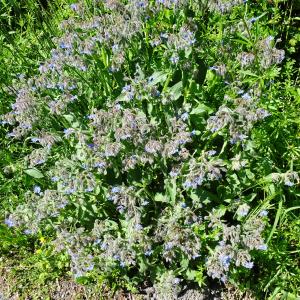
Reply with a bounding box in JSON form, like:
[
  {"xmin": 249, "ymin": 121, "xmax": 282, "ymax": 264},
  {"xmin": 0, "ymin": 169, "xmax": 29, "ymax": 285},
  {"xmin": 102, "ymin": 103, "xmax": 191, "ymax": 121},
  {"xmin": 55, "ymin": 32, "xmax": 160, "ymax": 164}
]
[
  {"xmin": 148, "ymin": 71, "xmax": 169, "ymax": 86},
  {"xmin": 154, "ymin": 193, "xmax": 168, "ymax": 202},
  {"xmin": 24, "ymin": 168, "xmax": 44, "ymax": 179},
  {"xmin": 190, "ymin": 103, "xmax": 213, "ymax": 115},
  {"xmin": 168, "ymin": 81, "xmax": 183, "ymax": 100}
]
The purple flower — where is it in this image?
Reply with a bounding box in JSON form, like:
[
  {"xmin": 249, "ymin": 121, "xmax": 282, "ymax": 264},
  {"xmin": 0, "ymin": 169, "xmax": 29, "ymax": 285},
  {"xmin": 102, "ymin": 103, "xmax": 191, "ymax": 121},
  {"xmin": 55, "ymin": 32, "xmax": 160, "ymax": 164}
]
[
  {"xmin": 209, "ymin": 66, "xmax": 218, "ymax": 71},
  {"xmin": 237, "ymin": 204, "xmax": 250, "ymax": 217},
  {"xmin": 24, "ymin": 229, "xmax": 32, "ymax": 235}
]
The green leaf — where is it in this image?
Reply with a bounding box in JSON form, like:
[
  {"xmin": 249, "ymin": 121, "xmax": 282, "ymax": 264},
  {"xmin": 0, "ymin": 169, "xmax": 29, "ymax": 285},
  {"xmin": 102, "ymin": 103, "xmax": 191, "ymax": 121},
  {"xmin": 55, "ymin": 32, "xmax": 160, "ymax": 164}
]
[
  {"xmin": 190, "ymin": 103, "xmax": 213, "ymax": 115},
  {"xmin": 154, "ymin": 193, "xmax": 168, "ymax": 202},
  {"xmin": 148, "ymin": 71, "xmax": 169, "ymax": 86},
  {"xmin": 63, "ymin": 114, "xmax": 75, "ymax": 123},
  {"xmin": 24, "ymin": 168, "xmax": 44, "ymax": 179},
  {"xmin": 166, "ymin": 178, "xmax": 176, "ymax": 203},
  {"xmin": 186, "ymin": 269, "xmax": 197, "ymax": 280},
  {"xmin": 168, "ymin": 81, "xmax": 183, "ymax": 100}
]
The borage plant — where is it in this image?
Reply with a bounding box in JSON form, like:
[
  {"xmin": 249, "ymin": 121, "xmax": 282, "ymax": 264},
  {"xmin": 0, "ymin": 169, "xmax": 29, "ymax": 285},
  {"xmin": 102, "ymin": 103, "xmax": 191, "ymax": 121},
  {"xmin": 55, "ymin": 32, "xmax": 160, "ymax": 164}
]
[{"xmin": 1, "ymin": 0, "xmax": 299, "ymax": 298}]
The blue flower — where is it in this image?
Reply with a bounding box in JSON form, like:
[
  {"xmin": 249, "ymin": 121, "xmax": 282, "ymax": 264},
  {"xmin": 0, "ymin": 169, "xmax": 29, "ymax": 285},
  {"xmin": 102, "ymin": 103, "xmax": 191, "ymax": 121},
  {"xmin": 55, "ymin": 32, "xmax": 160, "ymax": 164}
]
[
  {"xmin": 249, "ymin": 17, "xmax": 258, "ymax": 23},
  {"xmin": 144, "ymin": 250, "xmax": 153, "ymax": 256},
  {"xmin": 85, "ymin": 187, "xmax": 94, "ymax": 192},
  {"xmin": 180, "ymin": 202, "xmax": 187, "ymax": 208},
  {"xmin": 241, "ymin": 93, "xmax": 252, "ymax": 101},
  {"xmin": 207, "ymin": 150, "xmax": 217, "ymax": 156},
  {"xmin": 258, "ymin": 244, "xmax": 268, "ymax": 251},
  {"xmin": 85, "ymin": 263, "xmax": 94, "ymax": 271},
  {"xmin": 170, "ymin": 55, "xmax": 179, "ymax": 64},
  {"xmin": 94, "ymin": 239, "xmax": 101, "ymax": 245},
  {"xmin": 31, "ymin": 137, "xmax": 40, "ymax": 143},
  {"xmin": 181, "ymin": 112, "xmax": 189, "ymax": 121},
  {"xmin": 94, "ymin": 161, "xmax": 105, "ymax": 168},
  {"xmin": 70, "ymin": 3, "xmax": 78, "ymax": 11},
  {"xmin": 59, "ymin": 42, "xmax": 71, "ymax": 50},
  {"xmin": 219, "ymin": 254, "xmax": 231, "ymax": 268},
  {"xmin": 135, "ymin": 224, "xmax": 143, "ymax": 231},
  {"xmin": 51, "ymin": 176, "xmax": 59, "ymax": 182},
  {"xmin": 63, "ymin": 128, "xmax": 75, "ymax": 136},
  {"xmin": 34, "ymin": 185, "xmax": 42, "ymax": 194},
  {"xmin": 4, "ymin": 218, "xmax": 15, "ymax": 228},
  {"xmin": 111, "ymin": 186, "xmax": 121, "ymax": 193},
  {"xmin": 164, "ymin": 242, "xmax": 173, "ymax": 251},
  {"xmin": 190, "ymin": 130, "xmax": 197, "ymax": 136},
  {"xmin": 101, "ymin": 242, "xmax": 108, "ymax": 250},
  {"xmin": 170, "ymin": 170, "xmax": 179, "ymax": 177},
  {"xmin": 65, "ymin": 188, "xmax": 76, "ymax": 195},
  {"xmin": 120, "ymin": 261, "xmax": 126, "ymax": 268},
  {"xmin": 284, "ymin": 180, "xmax": 294, "ymax": 187},
  {"xmin": 243, "ymin": 261, "xmax": 254, "ymax": 269},
  {"xmin": 122, "ymin": 84, "xmax": 131, "ymax": 92},
  {"xmin": 87, "ymin": 143, "xmax": 95, "ymax": 149},
  {"xmin": 259, "ymin": 210, "xmax": 268, "ymax": 217}
]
